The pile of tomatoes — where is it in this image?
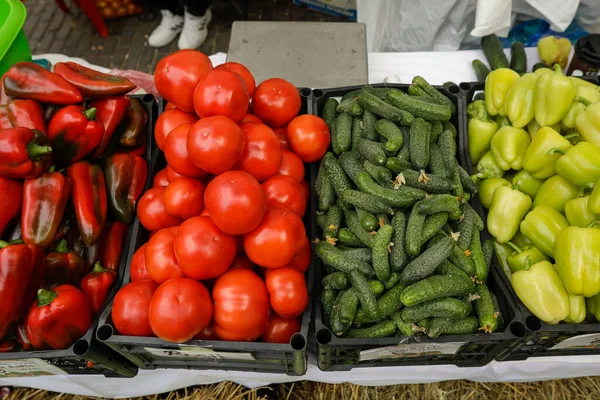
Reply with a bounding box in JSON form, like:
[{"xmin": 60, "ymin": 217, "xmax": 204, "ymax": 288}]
[{"xmin": 110, "ymin": 50, "xmax": 330, "ymax": 344}]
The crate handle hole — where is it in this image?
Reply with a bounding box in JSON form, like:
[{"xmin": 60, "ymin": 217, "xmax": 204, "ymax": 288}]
[
  {"xmin": 97, "ymin": 324, "xmax": 114, "ymax": 341},
  {"xmin": 316, "ymin": 328, "xmax": 332, "ymax": 345},
  {"xmin": 448, "ymin": 85, "xmax": 460, "ymax": 94},
  {"xmin": 300, "ymin": 88, "xmax": 312, "ymax": 97},
  {"xmin": 526, "ymin": 315, "xmax": 542, "ymax": 332},
  {"xmin": 459, "ymin": 82, "xmax": 472, "ymax": 91},
  {"xmin": 312, "ymin": 89, "xmax": 324, "ymax": 98},
  {"xmin": 290, "ymin": 333, "xmax": 306, "ymax": 351},
  {"xmin": 509, "ymin": 321, "xmax": 527, "ymax": 338},
  {"xmin": 143, "ymin": 94, "xmax": 155, "ymax": 103},
  {"xmin": 73, "ymin": 339, "xmax": 90, "ymax": 356}
]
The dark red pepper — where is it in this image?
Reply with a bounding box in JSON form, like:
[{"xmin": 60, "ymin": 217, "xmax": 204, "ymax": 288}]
[
  {"xmin": 90, "ymin": 96, "xmax": 129, "ymax": 158},
  {"xmin": 67, "ymin": 161, "xmax": 107, "ymax": 247},
  {"xmin": 117, "ymin": 143, "xmax": 146, "ymax": 158},
  {"xmin": 47, "ymin": 106, "xmax": 105, "ymax": 167},
  {"xmin": 50, "ymin": 205, "xmax": 75, "ymax": 246},
  {"xmin": 53, "ymin": 62, "xmax": 136, "ymax": 98},
  {"xmin": 22, "ymin": 170, "xmax": 71, "ymax": 249},
  {"xmin": 0, "ymin": 177, "xmax": 22, "ymax": 236},
  {"xmin": 102, "ymin": 221, "xmax": 127, "ymax": 271},
  {"xmin": 0, "ymin": 100, "xmax": 46, "ymax": 133},
  {"xmin": 80, "ymin": 262, "xmax": 116, "ymax": 314},
  {"xmin": 44, "ymin": 239, "xmax": 86, "ymax": 287},
  {"xmin": 0, "ymin": 241, "xmax": 45, "ymax": 341},
  {"xmin": 118, "ymin": 97, "xmax": 147, "ymax": 148},
  {"xmin": 0, "ymin": 127, "xmax": 52, "ymax": 179},
  {"xmin": 0, "ymin": 339, "xmax": 17, "ymax": 352},
  {"xmin": 104, "ymin": 154, "xmax": 148, "ymax": 224},
  {"xmin": 3, "ymin": 62, "xmax": 83, "ymax": 105}
]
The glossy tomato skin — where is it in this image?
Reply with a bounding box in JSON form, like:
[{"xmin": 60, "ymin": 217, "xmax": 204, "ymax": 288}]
[
  {"xmin": 266, "ymin": 267, "xmax": 308, "ymax": 319},
  {"xmin": 173, "ymin": 216, "xmax": 236, "ymax": 280},
  {"xmin": 164, "ymin": 124, "xmax": 208, "ymax": 178},
  {"xmin": 154, "ymin": 109, "xmax": 198, "ymax": 151},
  {"xmin": 230, "ymin": 253, "xmax": 256, "ymax": 271},
  {"xmin": 145, "ymin": 227, "xmax": 184, "ymax": 284},
  {"xmin": 273, "ymin": 127, "xmax": 290, "ymax": 150},
  {"xmin": 149, "ymin": 277, "xmax": 213, "ymax": 343},
  {"xmin": 204, "ymin": 171, "xmax": 267, "ymax": 235},
  {"xmin": 137, "ymin": 187, "xmax": 182, "ymax": 232},
  {"xmin": 187, "ymin": 116, "xmax": 245, "ymax": 174},
  {"xmin": 215, "ymin": 62, "xmax": 256, "ymax": 97},
  {"xmin": 261, "ymin": 314, "xmax": 301, "ymax": 344},
  {"xmin": 277, "ymin": 149, "xmax": 305, "ymax": 182},
  {"xmin": 130, "ymin": 243, "xmax": 152, "ymax": 282},
  {"xmin": 112, "ymin": 280, "xmax": 158, "ymax": 336},
  {"xmin": 252, "ymin": 78, "xmax": 301, "ymax": 128},
  {"xmin": 165, "ymin": 165, "xmax": 185, "ymax": 182},
  {"xmin": 153, "ymin": 168, "xmax": 169, "ymax": 187},
  {"xmin": 244, "ymin": 205, "xmax": 306, "ymax": 268},
  {"xmin": 240, "ymin": 114, "xmax": 262, "ymax": 124},
  {"xmin": 287, "ymin": 115, "xmax": 330, "ymax": 163},
  {"xmin": 235, "ymin": 122, "xmax": 282, "ymax": 182},
  {"xmin": 165, "ymin": 102, "xmax": 177, "ymax": 110},
  {"xmin": 193, "ymin": 69, "xmax": 249, "ymax": 123},
  {"xmin": 163, "ymin": 178, "xmax": 205, "ymax": 220},
  {"xmin": 193, "ymin": 321, "xmax": 219, "ymax": 340},
  {"xmin": 213, "ymin": 268, "xmax": 270, "ymax": 341},
  {"xmin": 155, "ymin": 50, "xmax": 213, "ymax": 113},
  {"xmin": 299, "ymin": 180, "xmax": 310, "ymax": 204},
  {"xmin": 262, "ymin": 175, "xmax": 306, "ymax": 217},
  {"xmin": 289, "ymin": 236, "xmax": 311, "ymax": 273}
]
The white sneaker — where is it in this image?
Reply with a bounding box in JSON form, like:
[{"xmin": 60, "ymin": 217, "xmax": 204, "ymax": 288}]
[
  {"xmin": 178, "ymin": 9, "xmax": 212, "ymax": 50},
  {"xmin": 148, "ymin": 10, "xmax": 184, "ymax": 48}
]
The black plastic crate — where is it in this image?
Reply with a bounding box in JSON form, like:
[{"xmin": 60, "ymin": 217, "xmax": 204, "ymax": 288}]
[
  {"xmin": 0, "ymin": 94, "xmax": 157, "ymax": 378},
  {"xmin": 459, "ymin": 80, "xmax": 600, "ymax": 361},
  {"xmin": 310, "ymin": 84, "xmax": 527, "ymax": 371},
  {"xmin": 96, "ymin": 89, "xmax": 315, "ymax": 376}
]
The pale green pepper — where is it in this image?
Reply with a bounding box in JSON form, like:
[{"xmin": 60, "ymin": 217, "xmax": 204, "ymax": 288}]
[
  {"xmin": 512, "ymin": 170, "xmax": 543, "ymax": 198},
  {"xmin": 478, "ymin": 177, "xmax": 512, "ymax": 209},
  {"xmin": 588, "ymin": 177, "xmax": 600, "ymax": 215},
  {"xmin": 490, "ymin": 126, "xmax": 530, "ymax": 171},
  {"xmin": 562, "ymin": 86, "xmax": 600, "ymax": 129},
  {"xmin": 521, "ymin": 126, "xmax": 572, "ymax": 180},
  {"xmin": 564, "ymin": 292, "xmax": 586, "ymax": 324},
  {"xmin": 505, "ymin": 73, "xmax": 538, "ymax": 128},
  {"xmin": 565, "ymin": 196, "xmax": 599, "ymax": 228},
  {"xmin": 520, "ymin": 205, "xmax": 569, "ymax": 258},
  {"xmin": 533, "ymin": 175, "xmax": 579, "ymax": 214},
  {"xmin": 487, "ymin": 186, "xmax": 532, "ymax": 243},
  {"xmin": 555, "ymin": 226, "xmax": 600, "ymax": 297},
  {"xmin": 534, "ymin": 64, "xmax": 576, "ymax": 127},
  {"xmin": 485, "ymin": 68, "xmax": 520, "ymax": 117}
]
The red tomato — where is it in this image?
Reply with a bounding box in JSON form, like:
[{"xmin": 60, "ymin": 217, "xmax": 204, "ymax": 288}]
[
  {"xmin": 165, "ymin": 102, "xmax": 177, "ymax": 110},
  {"xmin": 277, "ymin": 149, "xmax": 305, "ymax": 182},
  {"xmin": 244, "ymin": 205, "xmax": 306, "ymax": 268},
  {"xmin": 261, "ymin": 314, "xmax": 301, "ymax": 344},
  {"xmin": 240, "ymin": 114, "xmax": 262, "ymax": 124},
  {"xmin": 287, "ymin": 115, "xmax": 330, "ymax": 163},
  {"xmin": 204, "ymin": 171, "xmax": 267, "ymax": 235},
  {"xmin": 289, "ymin": 236, "xmax": 311, "ymax": 273},
  {"xmin": 112, "ymin": 280, "xmax": 158, "ymax": 336},
  {"xmin": 193, "ymin": 321, "xmax": 219, "ymax": 340},
  {"xmin": 155, "ymin": 108, "xmax": 199, "ymax": 151},
  {"xmin": 137, "ymin": 187, "xmax": 182, "ymax": 232},
  {"xmin": 230, "ymin": 253, "xmax": 256, "ymax": 271},
  {"xmin": 193, "ymin": 69, "xmax": 249, "ymax": 122},
  {"xmin": 266, "ymin": 267, "xmax": 308, "ymax": 318},
  {"xmin": 215, "ymin": 62, "xmax": 256, "ymax": 97},
  {"xmin": 273, "ymin": 127, "xmax": 290, "ymax": 150},
  {"xmin": 149, "ymin": 278, "xmax": 213, "ymax": 343},
  {"xmin": 163, "ymin": 178, "xmax": 206, "ymax": 220},
  {"xmin": 187, "ymin": 116, "xmax": 245, "ymax": 174},
  {"xmin": 252, "ymin": 78, "xmax": 301, "ymax": 128},
  {"xmin": 173, "ymin": 216, "xmax": 236, "ymax": 280},
  {"xmin": 200, "ymin": 208, "xmax": 210, "ymax": 217},
  {"xmin": 145, "ymin": 227, "xmax": 184, "ymax": 284},
  {"xmin": 262, "ymin": 175, "xmax": 306, "ymax": 216},
  {"xmin": 155, "ymin": 50, "xmax": 213, "ymax": 112},
  {"xmin": 164, "ymin": 124, "xmax": 208, "ymax": 178},
  {"xmin": 165, "ymin": 165, "xmax": 185, "ymax": 182},
  {"xmin": 235, "ymin": 122, "xmax": 282, "ymax": 182},
  {"xmin": 153, "ymin": 168, "xmax": 169, "ymax": 187},
  {"xmin": 130, "ymin": 243, "xmax": 152, "ymax": 282},
  {"xmin": 213, "ymin": 268, "xmax": 270, "ymax": 341},
  {"xmin": 299, "ymin": 180, "xmax": 310, "ymax": 203}
]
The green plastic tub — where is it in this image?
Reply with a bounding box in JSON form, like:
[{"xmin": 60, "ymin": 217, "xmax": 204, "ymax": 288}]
[{"xmin": 0, "ymin": 0, "xmax": 32, "ymax": 77}]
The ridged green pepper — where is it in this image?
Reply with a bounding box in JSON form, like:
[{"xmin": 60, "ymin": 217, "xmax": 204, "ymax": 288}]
[
  {"xmin": 468, "ymin": 105, "xmax": 498, "ymax": 164},
  {"xmin": 505, "ymin": 73, "xmax": 538, "ymax": 128},
  {"xmin": 474, "ymin": 151, "xmax": 505, "ymax": 179},
  {"xmin": 555, "ymin": 226, "xmax": 600, "ymax": 297},
  {"xmin": 521, "ymin": 126, "xmax": 572, "ymax": 180},
  {"xmin": 488, "ymin": 186, "xmax": 532, "ymax": 243},
  {"xmin": 555, "ymin": 142, "xmax": 600, "ymax": 187},
  {"xmin": 564, "ymin": 292, "xmax": 586, "ymax": 324},
  {"xmin": 467, "ymin": 100, "xmax": 485, "ymax": 120},
  {"xmin": 588, "ymin": 177, "xmax": 600, "ymax": 214},
  {"xmin": 490, "ymin": 126, "xmax": 530, "ymax": 171},
  {"xmin": 511, "ymin": 260, "xmax": 569, "ymax": 324},
  {"xmin": 527, "ymin": 119, "xmax": 561, "ymax": 139},
  {"xmin": 512, "ymin": 170, "xmax": 543, "ymax": 198},
  {"xmin": 478, "ymin": 177, "xmax": 512, "ymax": 209},
  {"xmin": 576, "ymin": 100, "xmax": 600, "ymax": 149},
  {"xmin": 534, "ymin": 64, "xmax": 576, "ymax": 127},
  {"xmin": 586, "ymin": 294, "xmax": 600, "ymax": 321},
  {"xmin": 505, "ymin": 241, "xmax": 549, "ymax": 273},
  {"xmin": 565, "ymin": 196, "xmax": 599, "ymax": 228},
  {"xmin": 533, "ymin": 175, "xmax": 579, "ymax": 213},
  {"xmin": 562, "ymin": 86, "xmax": 600, "ymax": 129},
  {"xmin": 520, "ymin": 205, "xmax": 569, "ymax": 258},
  {"xmin": 485, "ymin": 68, "xmax": 520, "ymax": 117}
]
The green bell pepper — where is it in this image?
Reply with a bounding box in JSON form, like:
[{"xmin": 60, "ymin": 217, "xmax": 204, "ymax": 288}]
[
  {"xmin": 468, "ymin": 106, "xmax": 498, "ymax": 164},
  {"xmin": 485, "ymin": 68, "xmax": 521, "ymax": 117},
  {"xmin": 488, "ymin": 186, "xmax": 532, "ymax": 243},
  {"xmin": 564, "ymin": 292, "xmax": 586, "ymax": 324},
  {"xmin": 511, "ymin": 230, "xmax": 532, "ymax": 248},
  {"xmin": 555, "ymin": 142, "xmax": 600, "ymax": 187},
  {"xmin": 533, "ymin": 175, "xmax": 579, "ymax": 213},
  {"xmin": 588, "ymin": 177, "xmax": 600, "ymax": 214},
  {"xmin": 505, "ymin": 73, "xmax": 538, "ymax": 128},
  {"xmin": 478, "ymin": 177, "xmax": 512, "ymax": 209},
  {"xmin": 467, "ymin": 100, "xmax": 485, "ymax": 120},
  {"xmin": 474, "ymin": 151, "xmax": 505, "ymax": 179},
  {"xmin": 555, "ymin": 226, "xmax": 600, "ymax": 297},
  {"xmin": 521, "ymin": 126, "xmax": 572, "ymax": 180},
  {"xmin": 493, "ymin": 241, "xmax": 514, "ymax": 279},
  {"xmin": 490, "ymin": 126, "xmax": 530, "ymax": 171},
  {"xmin": 534, "ymin": 64, "xmax": 576, "ymax": 127},
  {"xmin": 511, "ymin": 260, "xmax": 570, "ymax": 324},
  {"xmin": 562, "ymin": 86, "xmax": 600, "ymax": 129},
  {"xmin": 587, "ymin": 294, "xmax": 600, "ymax": 321},
  {"xmin": 520, "ymin": 205, "xmax": 569, "ymax": 258},
  {"xmin": 575, "ymin": 100, "xmax": 600, "ymax": 149},
  {"xmin": 565, "ymin": 196, "xmax": 599, "ymax": 228},
  {"xmin": 527, "ymin": 119, "xmax": 562, "ymax": 139},
  {"xmin": 505, "ymin": 241, "xmax": 549, "ymax": 273},
  {"xmin": 512, "ymin": 170, "xmax": 543, "ymax": 198},
  {"xmin": 496, "ymin": 115, "xmax": 511, "ymax": 128}
]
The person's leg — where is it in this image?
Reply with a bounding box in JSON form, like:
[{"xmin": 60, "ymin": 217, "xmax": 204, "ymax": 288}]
[
  {"xmin": 178, "ymin": 0, "xmax": 212, "ymax": 50},
  {"xmin": 148, "ymin": 0, "xmax": 185, "ymax": 48}
]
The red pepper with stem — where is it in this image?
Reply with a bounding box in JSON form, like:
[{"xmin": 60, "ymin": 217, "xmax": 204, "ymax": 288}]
[
  {"xmin": 0, "ymin": 241, "xmax": 45, "ymax": 341},
  {"xmin": 22, "ymin": 169, "xmax": 71, "ymax": 249},
  {"xmin": 44, "ymin": 239, "xmax": 86, "ymax": 287},
  {"xmin": 0, "ymin": 177, "xmax": 22, "ymax": 236},
  {"xmin": 3, "ymin": 62, "xmax": 83, "ymax": 105},
  {"xmin": 104, "ymin": 154, "xmax": 148, "ymax": 224},
  {"xmin": 90, "ymin": 96, "xmax": 129, "ymax": 158},
  {"xmin": 80, "ymin": 262, "xmax": 116, "ymax": 314},
  {"xmin": 0, "ymin": 100, "xmax": 46, "ymax": 133},
  {"xmin": 102, "ymin": 221, "xmax": 127, "ymax": 271},
  {"xmin": 0, "ymin": 127, "xmax": 52, "ymax": 179},
  {"xmin": 53, "ymin": 62, "xmax": 136, "ymax": 98},
  {"xmin": 47, "ymin": 106, "xmax": 105, "ymax": 167}
]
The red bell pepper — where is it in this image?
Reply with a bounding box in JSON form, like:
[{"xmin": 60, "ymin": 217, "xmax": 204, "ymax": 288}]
[
  {"xmin": 44, "ymin": 239, "xmax": 86, "ymax": 287},
  {"xmin": 47, "ymin": 106, "xmax": 105, "ymax": 166},
  {"xmin": 0, "ymin": 340, "xmax": 17, "ymax": 352},
  {"xmin": 0, "ymin": 127, "xmax": 52, "ymax": 179},
  {"xmin": 102, "ymin": 221, "xmax": 127, "ymax": 271},
  {"xmin": 118, "ymin": 143, "xmax": 146, "ymax": 158},
  {"xmin": 3, "ymin": 62, "xmax": 83, "ymax": 105},
  {"xmin": 22, "ymin": 170, "xmax": 71, "ymax": 249},
  {"xmin": 90, "ymin": 96, "xmax": 129, "ymax": 158},
  {"xmin": 50, "ymin": 206, "xmax": 75, "ymax": 247},
  {"xmin": 104, "ymin": 154, "xmax": 148, "ymax": 224},
  {"xmin": 53, "ymin": 62, "xmax": 136, "ymax": 98},
  {"xmin": 16, "ymin": 323, "xmax": 34, "ymax": 350},
  {"xmin": 0, "ymin": 241, "xmax": 45, "ymax": 341},
  {"xmin": 67, "ymin": 161, "xmax": 107, "ymax": 247},
  {"xmin": 80, "ymin": 262, "xmax": 116, "ymax": 314},
  {"xmin": 0, "ymin": 100, "xmax": 46, "ymax": 133},
  {"xmin": 118, "ymin": 97, "xmax": 147, "ymax": 148},
  {"xmin": 26, "ymin": 284, "xmax": 92, "ymax": 350},
  {"xmin": 0, "ymin": 177, "xmax": 22, "ymax": 235}
]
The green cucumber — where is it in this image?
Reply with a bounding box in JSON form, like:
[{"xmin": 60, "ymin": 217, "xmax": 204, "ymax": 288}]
[
  {"xmin": 438, "ymin": 130, "xmax": 457, "ymax": 178},
  {"xmin": 349, "ymin": 269, "xmax": 378, "ymax": 320},
  {"xmin": 364, "ymin": 160, "xmax": 392, "ymax": 186},
  {"xmin": 342, "ymin": 89, "xmax": 362, "ymax": 102},
  {"xmin": 429, "ymin": 142, "xmax": 447, "ymax": 176},
  {"xmin": 427, "ymin": 317, "xmax": 478, "ymax": 338},
  {"xmin": 421, "ymin": 212, "xmax": 449, "ymax": 244},
  {"xmin": 443, "ymin": 121, "xmax": 457, "ymax": 138},
  {"xmin": 407, "ymin": 84, "xmax": 429, "ymax": 97},
  {"xmin": 341, "ymin": 190, "xmax": 394, "ymax": 215},
  {"xmin": 375, "ymin": 119, "xmax": 404, "ymax": 153},
  {"xmin": 356, "ymin": 208, "xmax": 378, "ymax": 232},
  {"xmin": 362, "ymin": 109, "xmax": 378, "ymax": 141},
  {"xmin": 337, "ymin": 228, "xmax": 364, "ymax": 247},
  {"xmin": 386, "ymin": 157, "xmax": 411, "ymax": 173},
  {"xmin": 355, "ymin": 283, "xmax": 405, "ymax": 323},
  {"xmin": 450, "ymin": 243, "xmax": 476, "ymax": 276},
  {"xmin": 397, "ymin": 126, "xmax": 411, "ymax": 163},
  {"xmin": 400, "ymin": 235, "xmax": 455, "ymax": 285},
  {"xmin": 322, "ymin": 272, "xmax": 349, "ymax": 290},
  {"xmin": 339, "ymin": 246, "xmax": 371, "ymax": 262},
  {"xmin": 351, "ymin": 117, "xmax": 363, "ymax": 149},
  {"xmin": 323, "ymin": 204, "xmax": 342, "ymax": 240},
  {"xmin": 369, "ymin": 280, "xmax": 385, "ymax": 297},
  {"xmin": 356, "ymin": 171, "xmax": 426, "ymax": 208},
  {"xmin": 474, "ymin": 284, "xmax": 499, "ymax": 333},
  {"xmin": 481, "ymin": 34, "xmax": 510, "ymax": 70},
  {"xmin": 322, "ymin": 98, "xmax": 339, "ymax": 133},
  {"xmin": 491, "ymin": 292, "xmax": 504, "ymax": 330},
  {"xmin": 346, "ymin": 320, "xmax": 396, "ymax": 338},
  {"xmin": 417, "ymin": 318, "xmax": 431, "ymax": 330},
  {"xmin": 387, "ymin": 90, "xmax": 452, "ymax": 122},
  {"xmin": 458, "ymin": 165, "xmax": 478, "ymax": 195},
  {"xmin": 355, "ymin": 138, "xmax": 387, "ymax": 166},
  {"xmin": 384, "ymin": 272, "xmax": 400, "ymax": 290},
  {"xmin": 344, "ymin": 210, "xmax": 375, "ymax": 248},
  {"xmin": 412, "ymin": 76, "xmax": 457, "ymax": 115},
  {"xmin": 372, "ymin": 87, "xmax": 398, "ymax": 101},
  {"xmin": 338, "ymin": 151, "xmax": 363, "ymax": 185},
  {"xmin": 332, "ymin": 113, "xmax": 352, "ymax": 155},
  {"xmin": 316, "ymin": 241, "xmax": 373, "ymax": 276},
  {"xmin": 456, "ymin": 203, "xmax": 476, "ymax": 251},
  {"xmin": 391, "ymin": 311, "xmax": 417, "ymax": 336},
  {"xmin": 400, "ymin": 297, "xmax": 470, "ymax": 323},
  {"xmin": 405, "ymin": 207, "xmax": 426, "ymax": 257},
  {"xmin": 329, "ymin": 290, "xmax": 345, "ymax": 334},
  {"xmin": 482, "ymin": 239, "xmax": 494, "ymax": 270},
  {"xmin": 436, "ymin": 260, "xmax": 469, "ymax": 278},
  {"xmin": 323, "ymin": 152, "xmax": 352, "ymax": 197},
  {"xmin": 472, "ymin": 59, "xmax": 491, "ymax": 82},
  {"xmin": 398, "ymin": 169, "xmax": 454, "ymax": 194},
  {"xmin": 409, "ymin": 118, "xmax": 431, "ymax": 170},
  {"xmin": 316, "ymin": 213, "xmax": 328, "ymax": 230},
  {"xmin": 318, "ymin": 173, "xmax": 336, "ymax": 212},
  {"xmin": 464, "ymin": 202, "xmax": 484, "ymax": 231},
  {"xmin": 416, "ymin": 194, "xmax": 460, "ymax": 216},
  {"xmin": 390, "ymin": 212, "xmax": 408, "ymax": 272},
  {"xmin": 533, "ymin": 62, "xmax": 548, "ymax": 72},
  {"xmin": 430, "ymin": 121, "xmax": 443, "ymax": 143},
  {"xmin": 377, "ymin": 213, "xmax": 390, "ymax": 226},
  {"xmin": 357, "ymin": 91, "xmax": 405, "ymax": 123},
  {"xmin": 449, "ymin": 164, "xmax": 464, "ymax": 199},
  {"xmin": 315, "ymin": 160, "xmax": 325, "ymax": 193},
  {"xmin": 338, "ymin": 288, "xmax": 359, "ymax": 324},
  {"xmin": 510, "ymin": 42, "xmax": 527, "ymax": 74},
  {"xmin": 321, "ymin": 288, "xmax": 337, "ymax": 326},
  {"xmin": 400, "ymin": 274, "xmax": 475, "ymax": 307},
  {"xmin": 337, "ymin": 99, "xmax": 363, "ymax": 117},
  {"xmin": 372, "ymin": 224, "xmax": 393, "ymax": 282},
  {"xmin": 470, "ymin": 231, "xmax": 488, "ymax": 283}
]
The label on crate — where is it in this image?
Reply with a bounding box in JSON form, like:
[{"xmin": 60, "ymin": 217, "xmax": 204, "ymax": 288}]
[
  {"xmin": 144, "ymin": 346, "xmax": 255, "ymax": 361},
  {"xmin": 550, "ymin": 333, "xmax": 600, "ymax": 350},
  {"xmin": 359, "ymin": 342, "xmax": 465, "ymax": 361},
  {"xmin": 0, "ymin": 358, "xmax": 66, "ymax": 378}
]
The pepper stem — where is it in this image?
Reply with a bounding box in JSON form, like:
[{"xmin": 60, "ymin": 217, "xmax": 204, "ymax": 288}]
[
  {"xmin": 92, "ymin": 261, "xmax": 108, "ymax": 274},
  {"xmin": 9, "ymin": 239, "xmax": 23, "ymax": 244},
  {"xmin": 481, "ymin": 105, "xmax": 489, "ymax": 121},
  {"xmin": 54, "ymin": 239, "xmax": 69, "ymax": 254},
  {"xmin": 579, "ymin": 185, "xmax": 594, "ymax": 197},
  {"xmin": 83, "ymin": 107, "xmax": 97, "ymax": 121},
  {"xmin": 37, "ymin": 288, "xmax": 58, "ymax": 307},
  {"xmin": 0, "ymin": 240, "xmax": 9, "ymax": 249},
  {"xmin": 562, "ymin": 132, "xmax": 580, "ymax": 140},
  {"xmin": 548, "ymin": 148, "xmax": 567, "ymax": 155},
  {"xmin": 575, "ymin": 96, "xmax": 592, "ymax": 107},
  {"xmin": 505, "ymin": 241, "xmax": 522, "ymax": 254},
  {"xmin": 553, "ymin": 63, "xmax": 564, "ymax": 75},
  {"xmin": 27, "ymin": 142, "xmax": 53, "ymax": 159},
  {"xmin": 588, "ymin": 220, "xmax": 600, "ymax": 228},
  {"xmin": 523, "ymin": 256, "xmax": 532, "ymax": 271}
]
